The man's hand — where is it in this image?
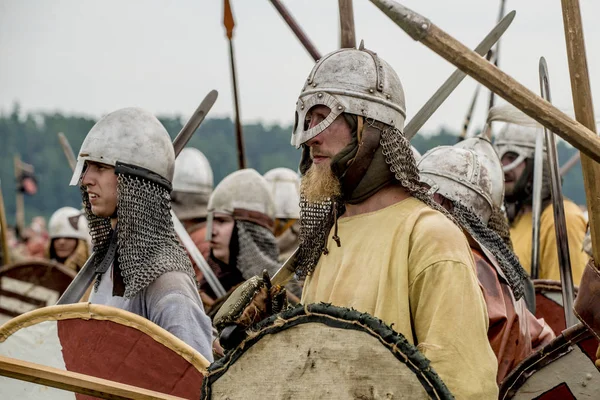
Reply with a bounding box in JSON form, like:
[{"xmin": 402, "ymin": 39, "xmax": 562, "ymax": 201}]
[{"xmin": 213, "ymin": 271, "xmax": 287, "ymax": 350}]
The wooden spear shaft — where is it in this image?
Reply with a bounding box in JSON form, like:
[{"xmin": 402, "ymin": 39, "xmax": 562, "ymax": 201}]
[
  {"xmin": 224, "ymin": 0, "xmax": 246, "ymax": 170},
  {"xmin": 0, "ymin": 355, "xmax": 186, "ymax": 400},
  {"xmin": 368, "ymin": 0, "xmax": 600, "ymax": 164},
  {"xmin": 560, "ymin": 0, "xmax": 600, "ymax": 265},
  {"xmin": 269, "ymin": 0, "xmax": 321, "ymax": 61},
  {"xmin": 339, "ymin": 0, "xmax": 356, "ymax": 48}
]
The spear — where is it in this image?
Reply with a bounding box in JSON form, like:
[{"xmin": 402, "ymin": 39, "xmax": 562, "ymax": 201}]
[
  {"xmin": 487, "ymin": 0, "xmax": 506, "ymax": 111},
  {"xmin": 223, "ymin": 0, "xmax": 246, "ymax": 170},
  {"xmin": 339, "ymin": 0, "xmax": 356, "ymax": 48},
  {"xmin": 268, "ymin": 0, "xmax": 321, "ymax": 61},
  {"xmin": 368, "ymin": 0, "xmax": 600, "ymax": 164},
  {"xmin": 559, "ymin": 0, "xmax": 600, "ymax": 266}
]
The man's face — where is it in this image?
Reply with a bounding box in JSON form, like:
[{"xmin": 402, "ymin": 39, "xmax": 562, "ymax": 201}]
[
  {"xmin": 81, "ymin": 162, "xmax": 118, "ymax": 218},
  {"xmin": 300, "ymin": 105, "xmax": 352, "ymax": 202},
  {"xmin": 304, "ymin": 105, "xmax": 353, "ymax": 165},
  {"xmin": 501, "ymin": 152, "xmax": 526, "ymax": 197},
  {"xmin": 53, "ymin": 237, "xmax": 78, "ymax": 260},
  {"xmin": 209, "ymin": 213, "xmax": 235, "ymax": 264}
]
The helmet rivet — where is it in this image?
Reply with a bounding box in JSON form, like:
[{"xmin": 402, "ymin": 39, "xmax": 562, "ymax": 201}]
[
  {"xmin": 369, "ymin": 89, "xmax": 374, "ymax": 93},
  {"xmin": 313, "ymin": 83, "xmax": 317, "ymax": 87},
  {"xmin": 386, "ymin": 94, "xmax": 391, "ymax": 99},
  {"xmin": 337, "ymin": 106, "xmax": 343, "ymax": 110},
  {"xmin": 301, "ymin": 105, "xmax": 305, "ymax": 110},
  {"xmin": 317, "ymin": 93, "xmax": 323, "ymax": 98}
]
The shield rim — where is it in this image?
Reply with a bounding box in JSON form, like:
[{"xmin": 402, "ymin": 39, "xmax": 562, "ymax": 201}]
[
  {"xmin": 0, "ymin": 302, "xmax": 210, "ymax": 372},
  {"xmin": 202, "ymin": 302, "xmax": 453, "ymax": 400}
]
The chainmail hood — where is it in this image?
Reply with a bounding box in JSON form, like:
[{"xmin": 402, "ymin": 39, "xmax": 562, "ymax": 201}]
[
  {"xmin": 452, "ymin": 202, "xmax": 527, "ymax": 299},
  {"xmin": 82, "ymin": 170, "xmax": 195, "ymax": 298},
  {"xmin": 234, "ymin": 220, "xmax": 280, "ymax": 280}
]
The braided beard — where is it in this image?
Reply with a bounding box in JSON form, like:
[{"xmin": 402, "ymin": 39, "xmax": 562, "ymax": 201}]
[{"xmin": 452, "ymin": 202, "xmax": 527, "ymax": 300}]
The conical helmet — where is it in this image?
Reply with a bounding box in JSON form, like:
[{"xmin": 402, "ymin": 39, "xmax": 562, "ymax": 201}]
[
  {"xmin": 263, "ymin": 168, "xmax": 301, "ymax": 220},
  {"xmin": 172, "ymin": 148, "xmax": 213, "ymax": 194},
  {"xmin": 48, "ymin": 206, "xmax": 89, "ymax": 241},
  {"xmin": 456, "ymin": 135, "xmax": 504, "ymax": 208},
  {"xmin": 69, "ymin": 107, "xmax": 174, "ymax": 187},
  {"xmin": 291, "ymin": 47, "xmax": 406, "ymax": 147},
  {"xmin": 419, "ymin": 146, "xmax": 494, "ymax": 224}
]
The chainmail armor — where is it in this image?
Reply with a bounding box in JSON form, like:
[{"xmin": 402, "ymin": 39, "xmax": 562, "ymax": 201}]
[
  {"xmin": 488, "ymin": 205, "xmax": 514, "ymax": 251},
  {"xmin": 452, "ymin": 202, "xmax": 527, "ymax": 300},
  {"xmin": 235, "ymin": 220, "xmax": 280, "ymax": 280},
  {"xmin": 295, "ymin": 119, "xmax": 454, "ymax": 278},
  {"xmin": 82, "ymin": 174, "xmax": 196, "ymax": 298}
]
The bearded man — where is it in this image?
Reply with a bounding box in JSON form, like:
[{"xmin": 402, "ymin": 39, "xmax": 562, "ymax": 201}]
[
  {"xmin": 494, "ymin": 122, "xmax": 588, "ymax": 284},
  {"xmin": 419, "ymin": 145, "xmax": 555, "ymax": 383},
  {"xmin": 217, "ymin": 47, "xmax": 498, "ymax": 398},
  {"xmin": 69, "ymin": 107, "xmax": 213, "ymax": 361}
]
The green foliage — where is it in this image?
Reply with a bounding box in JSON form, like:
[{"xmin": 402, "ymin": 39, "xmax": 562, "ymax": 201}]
[{"xmin": 0, "ymin": 106, "xmax": 586, "ymax": 225}]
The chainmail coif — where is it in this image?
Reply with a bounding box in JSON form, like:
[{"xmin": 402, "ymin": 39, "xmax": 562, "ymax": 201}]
[
  {"xmin": 296, "ymin": 119, "xmax": 454, "ymax": 278},
  {"xmin": 452, "ymin": 202, "xmax": 528, "ymax": 300},
  {"xmin": 488, "ymin": 205, "xmax": 514, "ymax": 251},
  {"xmin": 82, "ymin": 173, "xmax": 195, "ymax": 298},
  {"xmin": 235, "ymin": 220, "xmax": 280, "ymax": 280}
]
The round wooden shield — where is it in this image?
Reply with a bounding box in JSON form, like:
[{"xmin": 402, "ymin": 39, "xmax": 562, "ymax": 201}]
[
  {"xmin": 534, "ymin": 279, "xmax": 579, "ymax": 335},
  {"xmin": 202, "ymin": 303, "xmax": 453, "ymax": 400},
  {"xmin": 0, "ymin": 260, "xmax": 76, "ymax": 324},
  {"xmin": 0, "ymin": 303, "xmax": 209, "ymax": 399},
  {"xmin": 499, "ymin": 323, "xmax": 599, "ymax": 399}
]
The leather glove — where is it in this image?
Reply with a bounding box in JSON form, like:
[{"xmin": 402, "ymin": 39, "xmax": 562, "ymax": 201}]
[{"xmin": 213, "ymin": 270, "xmax": 287, "ymax": 350}]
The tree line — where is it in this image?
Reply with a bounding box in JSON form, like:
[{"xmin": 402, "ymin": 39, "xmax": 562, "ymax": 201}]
[{"xmin": 0, "ymin": 104, "xmax": 585, "ymax": 226}]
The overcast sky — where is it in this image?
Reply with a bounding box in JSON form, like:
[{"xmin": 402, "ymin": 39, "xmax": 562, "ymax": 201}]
[{"xmin": 1, "ymin": 0, "xmax": 599, "ymax": 135}]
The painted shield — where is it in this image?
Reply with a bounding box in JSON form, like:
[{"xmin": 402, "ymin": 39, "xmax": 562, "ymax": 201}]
[
  {"xmin": 202, "ymin": 303, "xmax": 453, "ymax": 400},
  {"xmin": 0, "ymin": 260, "xmax": 76, "ymax": 324},
  {"xmin": 0, "ymin": 303, "xmax": 209, "ymax": 399},
  {"xmin": 534, "ymin": 279, "xmax": 579, "ymax": 335},
  {"xmin": 499, "ymin": 323, "xmax": 600, "ymax": 399}
]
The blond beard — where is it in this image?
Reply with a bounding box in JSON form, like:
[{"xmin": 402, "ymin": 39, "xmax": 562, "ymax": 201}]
[{"xmin": 300, "ymin": 162, "xmax": 341, "ymax": 203}]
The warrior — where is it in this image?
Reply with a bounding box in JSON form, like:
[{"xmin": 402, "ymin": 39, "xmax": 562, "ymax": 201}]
[
  {"xmin": 45, "ymin": 206, "xmax": 91, "ymax": 272},
  {"xmin": 217, "ymin": 47, "xmax": 498, "ymax": 398},
  {"xmin": 204, "ymin": 168, "xmax": 280, "ymax": 299},
  {"xmin": 418, "ymin": 146, "xmax": 555, "ymax": 383},
  {"xmin": 171, "ymin": 147, "xmax": 214, "ymax": 280},
  {"xmin": 494, "ymin": 122, "xmax": 588, "ymax": 284},
  {"xmin": 263, "ymin": 168, "xmax": 301, "ymax": 262},
  {"xmin": 69, "ymin": 107, "xmax": 214, "ymax": 361}
]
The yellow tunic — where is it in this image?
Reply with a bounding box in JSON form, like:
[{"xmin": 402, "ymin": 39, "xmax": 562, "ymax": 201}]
[
  {"xmin": 510, "ymin": 199, "xmax": 588, "ymax": 284},
  {"xmin": 302, "ymin": 197, "xmax": 498, "ymax": 399}
]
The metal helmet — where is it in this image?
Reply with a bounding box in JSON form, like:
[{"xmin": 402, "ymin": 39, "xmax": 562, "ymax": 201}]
[
  {"xmin": 455, "ymin": 135, "xmax": 504, "ymax": 209},
  {"xmin": 172, "ymin": 148, "xmax": 213, "ymax": 194},
  {"xmin": 69, "ymin": 107, "xmax": 175, "ymax": 186},
  {"xmin": 291, "ymin": 46, "xmax": 406, "ymax": 147},
  {"xmin": 48, "ymin": 207, "xmax": 89, "ymax": 241},
  {"xmin": 263, "ymin": 168, "xmax": 301, "ymax": 220},
  {"xmin": 206, "ymin": 169, "xmax": 276, "ymax": 241},
  {"xmin": 418, "ymin": 146, "xmax": 494, "ymax": 224},
  {"xmin": 494, "ymin": 123, "xmax": 545, "ymax": 173}
]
